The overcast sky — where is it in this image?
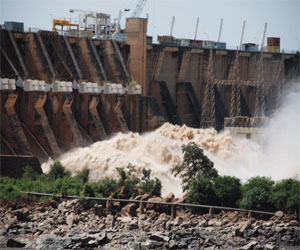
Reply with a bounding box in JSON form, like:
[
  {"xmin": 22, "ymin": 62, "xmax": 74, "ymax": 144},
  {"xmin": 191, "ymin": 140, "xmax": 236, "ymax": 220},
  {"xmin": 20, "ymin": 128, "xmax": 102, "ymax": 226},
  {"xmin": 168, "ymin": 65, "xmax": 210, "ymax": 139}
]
[{"xmin": 1, "ymin": 0, "xmax": 299, "ymax": 50}]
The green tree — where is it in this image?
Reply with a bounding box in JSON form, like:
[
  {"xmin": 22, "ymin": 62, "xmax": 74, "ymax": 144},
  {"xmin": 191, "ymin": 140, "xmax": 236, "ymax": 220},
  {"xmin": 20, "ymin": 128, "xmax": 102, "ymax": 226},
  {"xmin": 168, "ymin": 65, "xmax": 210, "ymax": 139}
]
[
  {"xmin": 187, "ymin": 176, "xmax": 217, "ymax": 206},
  {"xmin": 241, "ymin": 176, "xmax": 274, "ymax": 195},
  {"xmin": 171, "ymin": 142, "xmax": 218, "ymax": 192},
  {"xmin": 214, "ymin": 176, "xmax": 242, "ymax": 207},
  {"xmin": 272, "ymin": 178, "xmax": 300, "ymax": 215},
  {"xmin": 239, "ymin": 187, "xmax": 275, "ymax": 211}
]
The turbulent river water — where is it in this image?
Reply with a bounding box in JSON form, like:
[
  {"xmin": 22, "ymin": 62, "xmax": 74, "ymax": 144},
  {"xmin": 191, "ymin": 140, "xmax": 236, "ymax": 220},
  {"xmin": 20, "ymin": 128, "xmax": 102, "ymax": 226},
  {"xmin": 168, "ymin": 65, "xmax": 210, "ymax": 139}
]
[{"xmin": 42, "ymin": 83, "xmax": 300, "ymax": 197}]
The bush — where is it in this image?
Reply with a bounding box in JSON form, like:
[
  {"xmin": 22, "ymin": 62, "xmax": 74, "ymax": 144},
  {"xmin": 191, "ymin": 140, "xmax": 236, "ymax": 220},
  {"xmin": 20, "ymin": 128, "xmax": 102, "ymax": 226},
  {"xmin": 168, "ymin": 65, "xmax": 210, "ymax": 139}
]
[
  {"xmin": 19, "ymin": 166, "xmax": 40, "ymax": 191},
  {"xmin": 0, "ymin": 161, "xmax": 162, "ymax": 202},
  {"xmin": 241, "ymin": 176, "xmax": 274, "ymax": 195},
  {"xmin": 76, "ymin": 169, "xmax": 90, "ymax": 184},
  {"xmin": 239, "ymin": 187, "xmax": 275, "ymax": 211},
  {"xmin": 239, "ymin": 177, "xmax": 276, "ymax": 212},
  {"xmin": 48, "ymin": 161, "xmax": 70, "ymax": 179},
  {"xmin": 116, "ymin": 165, "xmax": 140, "ymax": 198},
  {"xmin": 272, "ymin": 178, "xmax": 300, "ymax": 215},
  {"xmin": 138, "ymin": 168, "xmax": 162, "ymax": 197},
  {"xmin": 187, "ymin": 177, "xmax": 217, "ymax": 206},
  {"xmin": 93, "ymin": 177, "xmax": 118, "ymax": 198},
  {"xmin": 22, "ymin": 165, "xmax": 37, "ymax": 181},
  {"xmin": 214, "ymin": 176, "xmax": 241, "ymax": 207},
  {"xmin": 116, "ymin": 165, "xmax": 162, "ymax": 198},
  {"xmin": 172, "ymin": 142, "xmax": 218, "ymax": 192},
  {"xmin": 82, "ymin": 183, "xmax": 95, "ymax": 197},
  {"xmin": 0, "ymin": 177, "xmax": 23, "ymax": 200}
]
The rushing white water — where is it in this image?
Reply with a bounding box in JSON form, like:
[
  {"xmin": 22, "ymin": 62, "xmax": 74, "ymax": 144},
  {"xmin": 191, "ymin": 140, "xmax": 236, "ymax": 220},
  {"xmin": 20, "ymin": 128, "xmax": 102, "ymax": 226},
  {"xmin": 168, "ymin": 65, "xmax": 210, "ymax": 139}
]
[{"xmin": 42, "ymin": 82, "xmax": 300, "ymax": 197}]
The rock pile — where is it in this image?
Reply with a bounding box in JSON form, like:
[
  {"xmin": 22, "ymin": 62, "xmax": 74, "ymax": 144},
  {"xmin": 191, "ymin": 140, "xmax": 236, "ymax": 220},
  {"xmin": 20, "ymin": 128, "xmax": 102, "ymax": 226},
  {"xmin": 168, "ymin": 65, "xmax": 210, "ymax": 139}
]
[{"xmin": 0, "ymin": 197, "xmax": 299, "ymax": 249}]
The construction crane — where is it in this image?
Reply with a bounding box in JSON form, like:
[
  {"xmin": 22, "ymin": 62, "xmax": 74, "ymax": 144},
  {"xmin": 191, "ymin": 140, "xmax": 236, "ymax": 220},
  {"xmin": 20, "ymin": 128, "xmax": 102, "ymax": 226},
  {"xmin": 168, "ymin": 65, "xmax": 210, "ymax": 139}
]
[
  {"xmin": 170, "ymin": 16, "xmax": 175, "ymax": 37},
  {"xmin": 194, "ymin": 17, "xmax": 199, "ymax": 40},
  {"xmin": 131, "ymin": 0, "xmax": 148, "ymax": 18},
  {"xmin": 70, "ymin": 9, "xmax": 95, "ymax": 15},
  {"xmin": 239, "ymin": 20, "xmax": 246, "ymax": 50},
  {"xmin": 217, "ymin": 18, "xmax": 223, "ymax": 43}
]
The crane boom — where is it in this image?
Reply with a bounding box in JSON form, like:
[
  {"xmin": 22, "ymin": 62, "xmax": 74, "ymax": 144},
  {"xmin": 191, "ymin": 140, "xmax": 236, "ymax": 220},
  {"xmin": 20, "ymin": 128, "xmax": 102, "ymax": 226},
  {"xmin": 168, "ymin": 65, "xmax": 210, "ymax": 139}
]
[
  {"xmin": 194, "ymin": 17, "xmax": 199, "ymax": 40},
  {"xmin": 131, "ymin": 0, "xmax": 147, "ymax": 17},
  {"xmin": 239, "ymin": 20, "xmax": 246, "ymax": 50},
  {"xmin": 261, "ymin": 23, "xmax": 267, "ymax": 51},
  {"xmin": 70, "ymin": 9, "xmax": 96, "ymax": 15},
  {"xmin": 170, "ymin": 16, "xmax": 175, "ymax": 37},
  {"xmin": 217, "ymin": 18, "xmax": 223, "ymax": 43}
]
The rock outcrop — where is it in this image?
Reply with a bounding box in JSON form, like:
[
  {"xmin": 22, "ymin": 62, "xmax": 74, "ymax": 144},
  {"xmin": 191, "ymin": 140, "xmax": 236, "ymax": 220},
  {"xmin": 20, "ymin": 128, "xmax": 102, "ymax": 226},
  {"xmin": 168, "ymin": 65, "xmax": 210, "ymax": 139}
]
[{"xmin": 0, "ymin": 198, "xmax": 299, "ymax": 249}]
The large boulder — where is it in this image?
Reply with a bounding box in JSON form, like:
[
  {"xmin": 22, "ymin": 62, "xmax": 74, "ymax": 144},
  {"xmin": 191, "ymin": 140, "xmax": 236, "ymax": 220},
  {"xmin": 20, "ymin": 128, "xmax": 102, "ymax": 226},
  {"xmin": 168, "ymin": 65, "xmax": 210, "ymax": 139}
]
[
  {"xmin": 14, "ymin": 207, "xmax": 30, "ymax": 222},
  {"xmin": 66, "ymin": 212, "xmax": 78, "ymax": 228},
  {"xmin": 164, "ymin": 192, "xmax": 175, "ymax": 202},
  {"xmin": 146, "ymin": 197, "xmax": 166, "ymax": 212},
  {"xmin": 235, "ymin": 220, "xmax": 252, "ymax": 236},
  {"xmin": 121, "ymin": 203, "xmax": 137, "ymax": 217},
  {"xmin": 274, "ymin": 211, "xmax": 284, "ymax": 219}
]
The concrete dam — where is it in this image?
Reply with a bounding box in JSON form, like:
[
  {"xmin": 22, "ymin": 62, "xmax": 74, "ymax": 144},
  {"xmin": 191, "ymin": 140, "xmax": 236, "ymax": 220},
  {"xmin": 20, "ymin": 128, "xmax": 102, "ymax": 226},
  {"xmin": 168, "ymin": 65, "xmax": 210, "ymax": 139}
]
[{"xmin": 0, "ymin": 18, "xmax": 299, "ymax": 169}]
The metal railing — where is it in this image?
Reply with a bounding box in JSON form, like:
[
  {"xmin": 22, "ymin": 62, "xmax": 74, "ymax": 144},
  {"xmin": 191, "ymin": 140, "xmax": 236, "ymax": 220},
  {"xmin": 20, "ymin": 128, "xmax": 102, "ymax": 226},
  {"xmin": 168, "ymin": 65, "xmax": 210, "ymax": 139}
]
[{"xmin": 22, "ymin": 191, "xmax": 275, "ymax": 217}]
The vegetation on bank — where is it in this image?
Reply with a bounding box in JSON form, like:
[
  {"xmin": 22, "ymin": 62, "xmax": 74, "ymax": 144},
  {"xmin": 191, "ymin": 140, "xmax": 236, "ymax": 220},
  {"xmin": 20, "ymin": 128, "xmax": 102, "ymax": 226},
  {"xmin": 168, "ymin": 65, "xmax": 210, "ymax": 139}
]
[
  {"xmin": 0, "ymin": 142, "xmax": 299, "ymax": 216},
  {"xmin": 172, "ymin": 142, "xmax": 299, "ymax": 215},
  {"xmin": 0, "ymin": 161, "xmax": 161, "ymax": 201}
]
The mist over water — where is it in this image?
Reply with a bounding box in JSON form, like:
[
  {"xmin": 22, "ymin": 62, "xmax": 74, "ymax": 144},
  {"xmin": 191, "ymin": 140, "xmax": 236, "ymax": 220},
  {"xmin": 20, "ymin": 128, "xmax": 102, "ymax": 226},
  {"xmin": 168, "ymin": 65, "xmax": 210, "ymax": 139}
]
[
  {"xmin": 209, "ymin": 82, "xmax": 300, "ymax": 181},
  {"xmin": 42, "ymin": 82, "xmax": 300, "ymax": 197}
]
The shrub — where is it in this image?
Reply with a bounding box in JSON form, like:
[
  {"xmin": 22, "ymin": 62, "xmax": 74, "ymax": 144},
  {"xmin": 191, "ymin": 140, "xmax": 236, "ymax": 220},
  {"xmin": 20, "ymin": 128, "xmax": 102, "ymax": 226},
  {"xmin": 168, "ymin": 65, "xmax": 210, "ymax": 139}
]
[
  {"xmin": 116, "ymin": 164, "xmax": 140, "ymax": 198},
  {"xmin": 22, "ymin": 165, "xmax": 37, "ymax": 181},
  {"xmin": 48, "ymin": 161, "xmax": 70, "ymax": 179},
  {"xmin": 116, "ymin": 165, "xmax": 162, "ymax": 198},
  {"xmin": 19, "ymin": 166, "xmax": 39, "ymax": 191},
  {"xmin": 0, "ymin": 177, "xmax": 22, "ymax": 200},
  {"xmin": 187, "ymin": 176, "xmax": 217, "ymax": 206},
  {"xmin": 0, "ymin": 161, "xmax": 162, "ymax": 201},
  {"xmin": 241, "ymin": 176, "xmax": 274, "ymax": 195},
  {"xmin": 93, "ymin": 177, "xmax": 118, "ymax": 197},
  {"xmin": 172, "ymin": 142, "xmax": 218, "ymax": 192},
  {"xmin": 214, "ymin": 176, "xmax": 242, "ymax": 207},
  {"xmin": 138, "ymin": 168, "xmax": 162, "ymax": 196},
  {"xmin": 82, "ymin": 183, "xmax": 95, "ymax": 197},
  {"xmin": 272, "ymin": 178, "xmax": 300, "ymax": 215},
  {"xmin": 76, "ymin": 169, "xmax": 90, "ymax": 184},
  {"xmin": 239, "ymin": 187, "xmax": 275, "ymax": 211}
]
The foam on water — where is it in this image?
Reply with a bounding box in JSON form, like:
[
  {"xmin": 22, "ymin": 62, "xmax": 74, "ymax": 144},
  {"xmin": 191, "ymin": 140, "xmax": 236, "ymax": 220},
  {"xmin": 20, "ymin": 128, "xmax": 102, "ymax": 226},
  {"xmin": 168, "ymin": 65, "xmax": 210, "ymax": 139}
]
[{"xmin": 42, "ymin": 82, "xmax": 300, "ymax": 197}]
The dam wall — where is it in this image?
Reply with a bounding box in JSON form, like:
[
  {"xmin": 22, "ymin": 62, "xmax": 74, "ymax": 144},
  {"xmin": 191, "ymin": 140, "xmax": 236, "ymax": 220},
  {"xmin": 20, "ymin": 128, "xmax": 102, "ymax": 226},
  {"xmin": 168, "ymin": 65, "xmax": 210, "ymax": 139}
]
[{"xmin": 0, "ymin": 18, "xmax": 299, "ymax": 164}]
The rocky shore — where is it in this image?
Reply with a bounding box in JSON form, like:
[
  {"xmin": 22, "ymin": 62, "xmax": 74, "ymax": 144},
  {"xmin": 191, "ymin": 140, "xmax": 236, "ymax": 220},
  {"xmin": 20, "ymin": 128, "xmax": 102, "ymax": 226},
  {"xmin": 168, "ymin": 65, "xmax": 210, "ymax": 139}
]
[{"xmin": 0, "ymin": 196, "xmax": 299, "ymax": 250}]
